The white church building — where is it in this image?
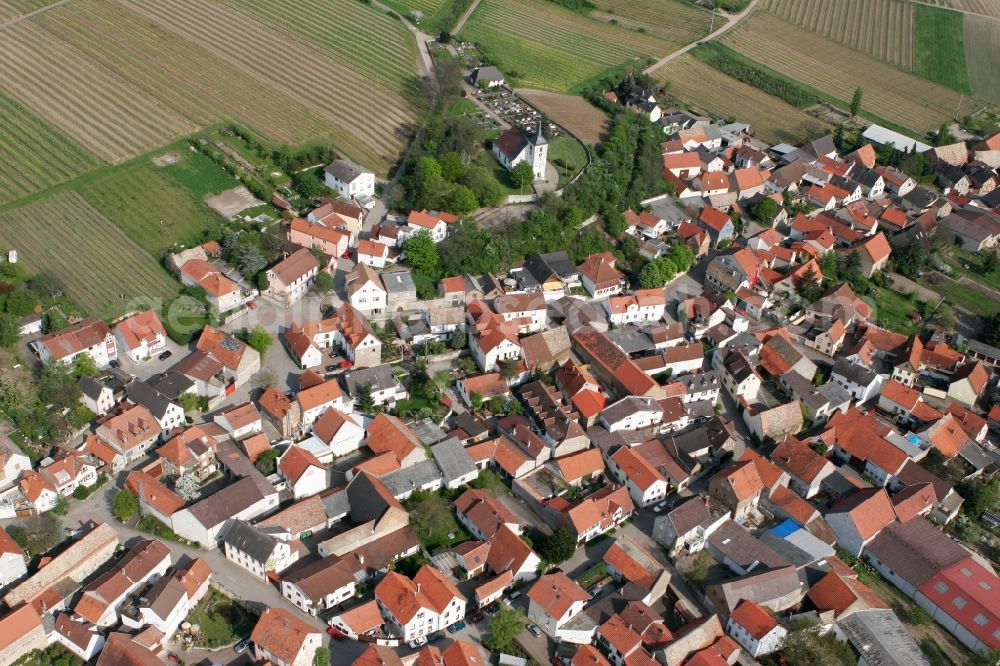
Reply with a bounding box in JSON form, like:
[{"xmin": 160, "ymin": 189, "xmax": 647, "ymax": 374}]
[{"xmin": 493, "ymin": 123, "xmax": 548, "ymax": 181}]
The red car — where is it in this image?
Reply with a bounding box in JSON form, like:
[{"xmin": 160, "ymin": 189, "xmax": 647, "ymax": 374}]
[
  {"xmin": 326, "ymin": 626, "xmax": 346, "ymax": 640},
  {"xmin": 339, "ymin": 360, "xmax": 354, "ymax": 369},
  {"xmin": 246, "ymin": 301, "xmax": 257, "ymax": 310}
]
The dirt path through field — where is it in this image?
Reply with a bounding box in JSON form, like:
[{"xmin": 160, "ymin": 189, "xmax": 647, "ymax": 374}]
[
  {"xmin": 452, "ymin": 0, "xmax": 483, "ymax": 33},
  {"xmin": 644, "ymin": 0, "xmax": 760, "ymax": 74},
  {"xmin": 0, "ymin": 0, "xmax": 67, "ymax": 29}
]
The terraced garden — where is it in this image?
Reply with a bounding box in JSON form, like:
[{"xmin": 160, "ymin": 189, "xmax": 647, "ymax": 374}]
[
  {"xmin": 762, "ymin": 0, "xmax": 914, "ymax": 69},
  {"xmin": 459, "ymin": 0, "xmax": 672, "ymax": 91},
  {"xmin": 0, "ymin": 91, "xmax": 101, "ymax": 204},
  {"xmin": 652, "ymin": 54, "xmax": 828, "ymax": 145},
  {"xmin": 0, "ymin": 192, "xmax": 179, "ymax": 318},
  {"xmin": 720, "ymin": 12, "xmax": 971, "ymax": 135}
]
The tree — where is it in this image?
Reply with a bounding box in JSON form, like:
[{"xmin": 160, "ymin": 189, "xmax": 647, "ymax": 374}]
[
  {"xmin": 469, "ymin": 391, "xmax": 484, "ymax": 412},
  {"xmin": 935, "ymin": 122, "xmax": 956, "ymax": 147},
  {"xmin": 840, "ymin": 250, "xmax": 862, "ymax": 282},
  {"xmin": 449, "ymin": 325, "xmax": 467, "ymax": 350},
  {"xmin": 511, "ymin": 161, "xmax": 535, "ymax": 192},
  {"xmin": 487, "ymin": 394, "xmax": 506, "ymax": 414},
  {"xmin": 958, "ymin": 476, "xmax": 999, "ymax": 518},
  {"xmin": 313, "ymin": 271, "xmax": 335, "ymax": 293},
  {"xmin": 751, "ymin": 196, "xmax": 779, "ymax": 223},
  {"xmin": 536, "ymin": 527, "xmax": 577, "ymax": 564},
  {"xmin": 498, "ymin": 358, "xmax": 520, "ymax": 382},
  {"xmin": 484, "ymin": 605, "xmax": 525, "ymax": 653},
  {"xmin": 781, "ymin": 619, "xmax": 856, "ymax": 666},
  {"xmin": 113, "ymin": 489, "xmax": 139, "ymax": 521},
  {"xmin": 246, "ymin": 325, "xmax": 273, "ymax": 359},
  {"xmin": 174, "ymin": 474, "xmax": 201, "ymax": 502},
  {"xmin": 235, "ymin": 243, "xmax": 267, "ymax": 277},
  {"xmin": 458, "ymin": 355, "xmax": 477, "ymax": 376},
  {"xmin": 357, "ymin": 382, "xmax": 377, "ymax": 413},
  {"xmin": 603, "ymin": 206, "xmax": 628, "ymax": 238},
  {"xmin": 850, "ymin": 87, "xmax": 863, "ymax": 117},
  {"xmin": 0, "ymin": 375, "xmax": 30, "ymax": 413},
  {"xmin": 38, "ymin": 360, "xmax": 80, "ymax": 411},
  {"xmin": 638, "ymin": 257, "xmax": 677, "ymax": 289},
  {"xmin": 795, "ymin": 264, "xmax": 819, "ymax": 299},
  {"xmin": 255, "ymin": 449, "xmax": 280, "ymax": 476},
  {"xmin": 0, "ymin": 313, "xmax": 19, "ymax": 349},
  {"xmin": 979, "ymin": 249, "xmax": 999, "ymax": 274},
  {"xmin": 7, "ymin": 515, "xmax": 63, "ymax": 555},
  {"xmin": 402, "ymin": 230, "xmax": 441, "ymax": 278},
  {"xmin": 71, "ymin": 353, "xmax": 98, "ymax": 379},
  {"xmin": 313, "ymin": 647, "xmax": 331, "ymax": 666},
  {"xmin": 447, "ymin": 184, "xmax": 478, "ymax": 215},
  {"xmin": 180, "ymin": 392, "xmax": 200, "ymax": 412},
  {"xmin": 256, "ymin": 272, "xmax": 270, "ymax": 292},
  {"xmin": 4, "ymin": 288, "xmax": 38, "ymax": 317},
  {"xmin": 667, "ymin": 242, "xmax": 695, "ymax": 272}
]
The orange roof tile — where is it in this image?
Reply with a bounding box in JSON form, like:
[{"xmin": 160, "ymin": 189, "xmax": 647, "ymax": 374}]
[
  {"xmin": 279, "ymin": 446, "xmax": 324, "ymax": 485},
  {"xmin": 250, "ymin": 608, "xmax": 320, "ymax": 663},
  {"xmin": 527, "ymin": 572, "xmax": 589, "ymax": 619},
  {"xmin": 554, "ymin": 448, "xmax": 605, "ymax": 483},
  {"xmin": 729, "ymin": 599, "xmax": 778, "ymax": 638}
]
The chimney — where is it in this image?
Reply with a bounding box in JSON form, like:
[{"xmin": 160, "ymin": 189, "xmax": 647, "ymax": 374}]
[
  {"xmin": 357, "ymin": 553, "xmax": 364, "ymax": 565},
  {"xmin": 416, "ymin": 582, "xmax": 421, "ymax": 594}
]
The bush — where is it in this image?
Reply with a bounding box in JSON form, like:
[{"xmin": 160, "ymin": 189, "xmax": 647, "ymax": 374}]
[{"xmin": 113, "ymin": 488, "xmax": 139, "ymax": 521}]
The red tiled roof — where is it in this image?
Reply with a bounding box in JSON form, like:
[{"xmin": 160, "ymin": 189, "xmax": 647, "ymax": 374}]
[{"xmin": 729, "ymin": 599, "xmax": 778, "ymax": 638}]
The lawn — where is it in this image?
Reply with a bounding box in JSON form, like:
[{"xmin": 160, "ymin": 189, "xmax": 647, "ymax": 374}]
[
  {"xmin": 473, "ymin": 149, "xmax": 524, "ymax": 196},
  {"xmin": 577, "ymin": 561, "xmax": 608, "ymax": 590},
  {"xmin": 547, "ymin": 135, "xmax": 588, "ymax": 186},
  {"xmin": 939, "ymin": 248, "xmax": 1000, "ymax": 292},
  {"xmin": 912, "ymin": 4, "xmax": 971, "ymax": 94},
  {"xmin": 403, "ymin": 489, "xmax": 469, "ymax": 554},
  {"xmin": 187, "ymin": 589, "xmax": 259, "ymax": 648},
  {"xmin": 78, "ymin": 159, "xmax": 224, "ymax": 257},
  {"xmin": 470, "ymin": 469, "xmax": 511, "ymax": 497},
  {"xmin": 161, "ymin": 149, "xmax": 242, "ymax": 200},
  {"xmin": 920, "ymin": 273, "xmax": 1000, "ymax": 317},
  {"xmin": 381, "ymin": 0, "xmax": 455, "ymax": 34},
  {"xmin": 964, "ymin": 14, "xmax": 1000, "ymax": 106},
  {"xmin": 874, "ymin": 287, "xmax": 922, "ymax": 335}
]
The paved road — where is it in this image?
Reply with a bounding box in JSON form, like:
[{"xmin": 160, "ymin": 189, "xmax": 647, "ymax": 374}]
[{"xmin": 643, "ymin": 0, "xmax": 761, "ymax": 74}]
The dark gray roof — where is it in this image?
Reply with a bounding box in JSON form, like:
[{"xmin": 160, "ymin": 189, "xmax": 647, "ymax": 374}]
[
  {"xmin": 706, "ymin": 519, "xmax": 793, "ymax": 574},
  {"xmin": 831, "ymin": 357, "xmax": 880, "ymax": 386},
  {"xmin": 324, "ymin": 159, "xmax": 369, "ymax": 184},
  {"xmin": 410, "ymin": 419, "xmax": 448, "ymax": 446},
  {"xmin": 855, "ymin": 169, "xmax": 883, "ymax": 188},
  {"xmin": 864, "ymin": 519, "xmax": 969, "ymax": 589},
  {"xmin": 430, "ymin": 437, "xmax": 476, "ymax": 484},
  {"xmin": 322, "ymin": 488, "xmax": 350, "ymax": 520},
  {"xmin": 473, "ymin": 65, "xmax": 504, "ymax": 84},
  {"xmin": 666, "ymin": 496, "xmax": 711, "ymax": 536},
  {"xmin": 127, "ymin": 380, "xmax": 177, "ymax": 420},
  {"xmin": 188, "ymin": 475, "xmax": 273, "ymax": 529},
  {"xmin": 381, "ymin": 459, "xmax": 442, "ymax": 498},
  {"xmin": 221, "ymin": 519, "xmax": 278, "ymax": 563},
  {"xmin": 902, "ymin": 186, "xmax": 938, "ymax": 209},
  {"xmin": 149, "ymin": 372, "xmax": 195, "ymax": 400},
  {"xmin": 677, "ymin": 370, "xmax": 720, "ymax": 392},
  {"xmin": 344, "ymin": 364, "xmax": 399, "ymax": 396},
  {"xmin": 453, "ymin": 411, "xmax": 487, "ymax": 438},
  {"xmin": 600, "ymin": 395, "xmax": 662, "ymax": 425},
  {"xmin": 606, "ymin": 327, "xmax": 654, "ymax": 355},
  {"xmin": 525, "ymin": 251, "xmax": 577, "ymax": 283},
  {"xmin": 836, "ymin": 610, "xmax": 929, "ymax": 666},
  {"xmin": 79, "ymin": 375, "xmax": 107, "ymax": 401},
  {"xmin": 382, "ymin": 270, "xmax": 416, "ymax": 294},
  {"xmin": 706, "ymin": 565, "xmax": 803, "ymax": 613},
  {"xmin": 345, "ymin": 472, "xmax": 397, "ymax": 524}
]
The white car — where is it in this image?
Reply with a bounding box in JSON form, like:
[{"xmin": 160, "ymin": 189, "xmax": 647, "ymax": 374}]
[
  {"xmin": 408, "ymin": 637, "xmax": 428, "ymax": 649},
  {"xmin": 653, "ymin": 501, "xmax": 668, "ymax": 513}
]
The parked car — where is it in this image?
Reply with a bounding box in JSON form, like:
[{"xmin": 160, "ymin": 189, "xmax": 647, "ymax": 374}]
[
  {"xmin": 653, "ymin": 501, "xmax": 667, "ymax": 513},
  {"xmin": 157, "ymin": 350, "xmax": 172, "ymax": 361},
  {"xmin": 408, "ymin": 637, "xmax": 427, "ymax": 649},
  {"xmin": 508, "ymin": 591, "xmax": 522, "ymax": 601},
  {"xmin": 485, "ymin": 602, "xmax": 501, "ymax": 616},
  {"xmin": 247, "ymin": 300, "xmax": 257, "ymax": 310},
  {"xmin": 234, "ymin": 639, "xmax": 251, "ymax": 654},
  {"xmin": 526, "ymin": 623, "xmax": 542, "ymax": 637},
  {"xmin": 325, "ymin": 365, "xmax": 338, "ymax": 373},
  {"xmin": 339, "ymin": 360, "xmax": 353, "ymax": 369},
  {"xmin": 109, "ymin": 359, "xmax": 120, "ymax": 369},
  {"xmin": 589, "ymin": 586, "xmax": 602, "ymax": 599},
  {"xmin": 447, "ymin": 621, "xmax": 466, "ymax": 634},
  {"xmin": 427, "ymin": 631, "xmax": 445, "ymax": 643},
  {"xmin": 326, "ymin": 626, "xmax": 346, "ymax": 640},
  {"xmin": 471, "ymin": 611, "xmax": 485, "ymax": 623}
]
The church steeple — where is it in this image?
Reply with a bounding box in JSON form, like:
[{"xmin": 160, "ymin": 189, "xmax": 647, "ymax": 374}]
[{"xmin": 532, "ymin": 119, "xmax": 547, "ymax": 147}]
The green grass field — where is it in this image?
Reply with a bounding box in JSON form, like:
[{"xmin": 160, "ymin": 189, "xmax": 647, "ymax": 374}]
[
  {"xmin": 0, "ymin": 192, "xmax": 179, "ymax": 318},
  {"xmin": 0, "ymin": 91, "xmax": 102, "ymax": 205},
  {"xmin": 921, "ymin": 273, "xmax": 1000, "ymax": 317},
  {"xmin": 874, "ymin": 287, "xmax": 922, "ymax": 334},
  {"xmin": 588, "ymin": 0, "xmax": 712, "ymax": 44},
  {"xmin": 78, "ymin": 160, "xmax": 224, "ymax": 258},
  {"xmin": 912, "ymin": 4, "xmax": 971, "ymax": 93},
  {"xmin": 381, "ymin": 0, "xmax": 455, "ymax": 33},
  {"xmin": 160, "ymin": 151, "xmax": 241, "ymax": 200},
  {"xmin": 460, "ymin": 0, "xmax": 671, "ymax": 91},
  {"xmin": 547, "ymin": 135, "xmax": 588, "ymax": 185}
]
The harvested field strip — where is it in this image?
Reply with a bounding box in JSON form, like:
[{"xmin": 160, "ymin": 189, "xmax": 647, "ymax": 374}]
[
  {"xmin": 78, "ymin": 163, "xmax": 223, "ymax": 257},
  {"xmin": 588, "ymin": 0, "xmax": 712, "ymax": 44},
  {"xmin": 0, "ymin": 20, "xmax": 195, "ymax": 162},
  {"xmin": 220, "ymin": 0, "xmax": 417, "ymax": 94},
  {"xmin": 964, "ymin": 14, "xmax": 1000, "ymax": 106},
  {"xmin": 953, "ymin": 0, "xmax": 1000, "ymax": 19},
  {"xmin": 721, "ymin": 12, "xmax": 971, "ymax": 134},
  {"xmin": 912, "ymin": 3, "xmax": 971, "ymax": 93},
  {"xmin": 460, "ymin": 0, "xmax": 671, "ymax": 91},
  {"xmin": 119, "ymin": 0, "xmax": 413, "ymax": 171},
  {"xmin": 763, "ymin": 0, "xmax": 913, "ymax": 69},
  {"xmin": 0, "ymin": 192, "xmax": 178, "ymax": 317},
  {"xmin": 34, "ymin": 1, "xmax": 332, "ymax": 146},
  {"xmin": 0, "ymin": 0, "xmax": 50, "ymax": 19},
  {"xmin": 0, "ymin": 91, "xmax": 102, "ymax": 204},
  {"xmin": 652, "ymin": 54, "xmax": 828, "ymax": 146},
  {"xmin": 517, "ymin": 89, "xmax": 608, "ymax": 145}
]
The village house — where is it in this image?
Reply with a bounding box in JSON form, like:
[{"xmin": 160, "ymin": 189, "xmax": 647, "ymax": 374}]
[
  {"xmin": 578, "ymin": 252, "xmax": 625, "ymax": 297},
  {"xmin": 344, "ymin": 364, "xmax": 408, "ymax": 410},
  {"xmin": 527, "ymin": 573, "xmax": 594, "ymax": 643},
  {"xmin": 264, "ymin": 248, "xmax": 320, "ymax": 307},
  {"xmin": 356, "ymin": 239, "xmax": 389, "ymax": 268},
  {"xmin": 96, "ymin": 404, "xmax": 163, "ymax": 463},
  {"xmin": 252, "ymin": 607, "xmax": 324, "ymax": 666},
  {"xmin": 324, "ymin": 159, "xmax": 375, "ymax": 200},
  {"xmin": 403, "ymin": 209, "xmax": 460, "ymax": 243},
  {"xmin": 113, "ymin": 310, "xmax": 167, "ymax": 363},
  {"xmin": 309, "ymin": 198, "xmax": 364, "ymax": 239},
  {"xmin": 178, "ymin": 257, "xmax": 248, "ymax": 313},
  {"xmin": 289, "ymin": 217, "xmax": 351, "ymax": 259},
  {"xmin": 708, "ymin": 460, "xmax": 763, "ymax": 522},
  {"xmin": 222, "ymin": 520, "xmax": 299, "ymax": 580},
  {"xmin": 605, "ymin": 289, "xmax": 666, "ymax": 325},
  {"xmin": 375, "ymin": 565, "xmax": 466, "ymax": 641},
  {"xmin": 726, "ymin": 599, "xmax": 786, "ymax": 657},
  {"xmin": 278, "ymin": 445, "xmax": 328, "ymax": 499},
  {"xmin": 36, "ymin": 317, "xmax": 117, "ymax": 367},
  {"xmin": 468, "ymin": 301, "xmax": 523, "ymax": 372}
]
